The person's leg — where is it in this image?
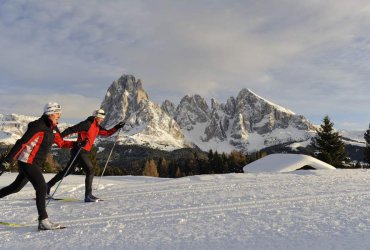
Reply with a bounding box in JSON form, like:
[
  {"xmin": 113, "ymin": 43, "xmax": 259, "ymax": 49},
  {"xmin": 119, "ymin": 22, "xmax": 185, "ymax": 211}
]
[
  {"xmin": 0, "ymin": 165, "xmax": 28, "ymax": 198},
  {"xmin": 47, "ymin": 148, "xmax": 79, "ymax": 191},
  {"xmin": 79, "ymin": 151, "xmax": 95, "ymax": 197},
  {"xmin": 19, "ymin": 162, "xmax": 48, "ymax": 220}
]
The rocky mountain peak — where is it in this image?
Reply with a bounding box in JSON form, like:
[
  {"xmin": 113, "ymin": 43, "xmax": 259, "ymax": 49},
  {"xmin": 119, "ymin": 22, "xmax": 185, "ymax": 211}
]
[
  {"xmin": 101, "ymin": 74, "xmax": 149, "ymax": 128},
  {"xmin": 174, "ymin": 94, "xmax": 211, "ymax": 130},
  {"xmin": 161, "ymin": 100, "xmax": 176, "ymax": 118},
  {"xmin": 224, "ymin": 96, "xmax": 236, "ymax": 116},
  {"xmin": 211, "ymin": 98, "xmax": 221, "ymax": 110},
  {"xmin": 237, "ymin": 88, "xmax": 254, "ymax": 97},
  {"xmin": 100, "ymin": 75, "xmax": 188, "ymax": 150},
  {"xmin": 117, "ymin": 75, "xmax": 149, "ymax": 102}
]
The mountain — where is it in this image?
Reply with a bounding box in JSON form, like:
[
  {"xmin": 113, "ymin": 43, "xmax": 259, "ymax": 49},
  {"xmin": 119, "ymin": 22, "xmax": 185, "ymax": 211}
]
[
  {"xmin": 1, "ymin": 74, "xmax": 365, "ymax": 155},
  {"xmin": 162, "ymin": 87, "xmax": 317, "ymax": 152},
  {"xmin": 100, "ymin": 75, "xmax": 190, "ymax": 150},
  {"xmin": 99, "ymin": 74, "xmax": 318, "ymax": 152}
]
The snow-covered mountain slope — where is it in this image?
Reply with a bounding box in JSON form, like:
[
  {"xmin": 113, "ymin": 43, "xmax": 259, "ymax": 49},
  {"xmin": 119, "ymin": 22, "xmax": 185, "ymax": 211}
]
[
  {"xmin": 340, "ymin": 129, "xmax": 366, "ymax": 147},
  {"xmin": 1, "ymin": 170, "xmax": 370, "ymax": 249}
]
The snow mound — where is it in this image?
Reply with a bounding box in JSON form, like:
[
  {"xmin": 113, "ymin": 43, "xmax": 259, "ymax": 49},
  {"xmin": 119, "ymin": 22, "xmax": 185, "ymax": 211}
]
[{"xmin": 243, "ymin": 154, "xmax": 336, "ymax": 173}]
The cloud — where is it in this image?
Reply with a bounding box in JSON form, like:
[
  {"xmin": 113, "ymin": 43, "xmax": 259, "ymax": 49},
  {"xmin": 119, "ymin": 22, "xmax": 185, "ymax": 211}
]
[
  {"xmin": 1, "ymin": 0, "xmax": 370, "ymax": 129},
  {"xmin": 0, "ymin": 94, "xmax": 101, "ymax": 121}
]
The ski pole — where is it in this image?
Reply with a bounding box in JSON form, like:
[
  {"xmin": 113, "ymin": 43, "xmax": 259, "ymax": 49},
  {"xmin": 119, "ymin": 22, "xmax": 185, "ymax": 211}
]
[
  {"xmin": 47, "ymin": 146, "xmax": 83, "ymax": 206},
  {"xmin": 95, "ymin": 128, "xmax": 122, "ymax": 190}
]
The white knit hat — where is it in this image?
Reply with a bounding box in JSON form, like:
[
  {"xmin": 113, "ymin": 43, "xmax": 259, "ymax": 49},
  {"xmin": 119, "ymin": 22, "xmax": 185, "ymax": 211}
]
[
  {"xmin": 44, "ymin": 102, "xmax": 62, "ymax": 115},
  {"xmin": 93, "ymin": 109, "xmax": 105, "ymax": 119}
]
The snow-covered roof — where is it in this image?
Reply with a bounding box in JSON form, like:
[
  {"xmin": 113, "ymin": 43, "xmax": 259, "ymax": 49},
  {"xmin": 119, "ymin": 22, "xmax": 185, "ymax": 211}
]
[{"xmin": 243, "ymin": 153, "xmax": 336, "ymax": 173}]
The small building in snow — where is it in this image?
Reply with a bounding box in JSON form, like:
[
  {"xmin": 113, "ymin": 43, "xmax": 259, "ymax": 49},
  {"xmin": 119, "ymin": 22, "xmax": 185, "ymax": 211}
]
[{"xmin": 243, "ymin": 154, "xmax": 336, "ymax": 173}]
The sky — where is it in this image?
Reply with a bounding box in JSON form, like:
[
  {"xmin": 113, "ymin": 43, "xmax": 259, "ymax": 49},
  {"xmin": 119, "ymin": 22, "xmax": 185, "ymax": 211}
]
[{"xmin": 0, "ymin": 0, "xmax": 370, "ymax": 130}]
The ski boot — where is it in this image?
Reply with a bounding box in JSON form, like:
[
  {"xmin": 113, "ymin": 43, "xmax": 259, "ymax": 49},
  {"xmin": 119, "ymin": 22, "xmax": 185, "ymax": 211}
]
[
  {"xmin": 84, "ymin": 194, "xmax": 100, "ymax": 202},
  {"xmin": 38, "ymin": 218, "xmax": 63, "ymax": 230}
]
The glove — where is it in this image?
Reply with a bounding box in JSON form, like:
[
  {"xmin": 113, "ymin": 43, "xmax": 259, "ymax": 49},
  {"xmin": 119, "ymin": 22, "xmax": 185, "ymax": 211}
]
[
  {"xmin": 114, "ymin": 121, "xmax": 125, "ymax": 129},
  {"xmin": 75, "ymin": 139, "xmax": 88, "ymax": 148},
  {"xmin": 0, "ymin": 160, "xmax": 11, "ymax": 176}
]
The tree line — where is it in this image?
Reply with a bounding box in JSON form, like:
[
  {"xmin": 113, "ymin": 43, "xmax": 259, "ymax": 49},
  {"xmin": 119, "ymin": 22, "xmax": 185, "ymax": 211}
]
[{"xmin": 140, "ymin": 150, "xmax": 267, "ymax": 178}]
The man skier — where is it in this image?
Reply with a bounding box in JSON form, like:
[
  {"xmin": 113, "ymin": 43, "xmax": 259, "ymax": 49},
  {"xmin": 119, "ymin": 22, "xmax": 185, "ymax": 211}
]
[
  {"xmin": 47, "ymin": 109, "xmax": 124, "ymax": 202},
  {"xmin": 0, "ymin": 103, "xmax": 75, "ymax": 230}
]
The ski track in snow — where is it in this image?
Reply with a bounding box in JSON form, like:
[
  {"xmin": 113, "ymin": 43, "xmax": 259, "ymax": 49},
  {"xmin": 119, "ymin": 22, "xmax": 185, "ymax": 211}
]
[{"xmin": 1, "ymin": 171, "xmax": 370, "ymax": 250}]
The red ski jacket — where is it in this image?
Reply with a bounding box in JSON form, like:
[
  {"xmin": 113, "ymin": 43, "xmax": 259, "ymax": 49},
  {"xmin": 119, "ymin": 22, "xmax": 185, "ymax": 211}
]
[
  {"xmin": 6, "ymin": 115, "xmax": 74, "ymax": 166},
  {"xmin": 61, "ymin": 116, "xmax": 118, "ymax": 151}
]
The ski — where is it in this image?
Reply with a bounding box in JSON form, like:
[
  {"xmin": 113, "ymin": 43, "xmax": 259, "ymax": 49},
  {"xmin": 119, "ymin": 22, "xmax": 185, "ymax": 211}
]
[
  {"xmin": 38, "ymin": 226, "xmax": 67, "ymax": 231},
  {"xmin": 33, "ymin": 197, "xmax": 105, "ymax": 202},
  {"xmin": 56, "ymin": 198, "xmax": 104, "ymax": 202},
  {"xmin": 49, "ymin": 197, "xmax": 80, "ymax": 202},
  {"xmin": 0, "ymin": 221, "xmax": 30, "ymax": 227},
  {"xmin": 84, "ymin": 199, "xmax": 104, "ymax": 202},
  {"xmin": 33, "ymin": 197, "xmax": 81, "ymax": 202},
  {"xmin": 1, "ymin": 221, "xmax": 67, "ymax": 230}
]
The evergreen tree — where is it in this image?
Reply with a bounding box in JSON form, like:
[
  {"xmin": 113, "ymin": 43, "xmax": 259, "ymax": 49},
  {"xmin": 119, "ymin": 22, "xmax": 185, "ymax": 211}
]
[
  {"xmin": 193, "ymin": 152, "xmax": 203, "ymax": 175},
  {"xmin": 228, "ymin": 151, "xmax": 239, "ymax": 173},
  {"xmin": 142, "ymin": 159, "xmax": 159, "ymax": 177},
  {"xmin": 168, "ymin": 162, "xmax": 177, "ymax": 177},
  {"xmin": 364, "ymin": 124, "xmax": 370, "ymax": 165},
  {"xmin": 228, "ymin": 150, "xmax": 247, "ymax": 173},
  {"xmin": 158, "ymin": 157, "xmax": 169, "ymax": 177},
  {"xmin": 208, "ymin": 150, "xmax": 214, "ymax": 165},
  {"xmin": 221, "ymin": 153, "xmax": 229, "ymax": 173},
  {"xmin": 199, "ymin": 152, "xmax": 210, "ymax": 174},
  {"xmin": 198, "ymin": 157, "xmax": 209, "ymax": 175},
  {"xmin": 175, "ymin": 166, "xmax": 183, "ymax": 178},
  {"xmin": 208, "ymin": 150, "xmax": 220, "ymax": 174},
  {"xmin": 187, "ymin": 158, "xmax": 198, "ymax": 176},
  {"xmin": 214, "ymin": 152, "xmax": 223, "ymax": 174},
  {"xmin": 311, "ymin": 116, "xmax": 349, "ymax": 168}
]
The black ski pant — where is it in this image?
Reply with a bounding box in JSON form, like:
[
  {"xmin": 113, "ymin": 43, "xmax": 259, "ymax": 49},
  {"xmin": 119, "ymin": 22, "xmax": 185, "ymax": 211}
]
[
  {"xmin": 47, "ymin": 147, "xmax": 94, "ymax": 197},
  {"xmin": 0, "ymin": 161, "xmax": 48, "ymax": 220}
]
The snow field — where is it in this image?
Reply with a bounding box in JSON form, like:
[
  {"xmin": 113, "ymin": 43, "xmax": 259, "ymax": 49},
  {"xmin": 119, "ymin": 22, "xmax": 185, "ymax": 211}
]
[{"xmin": 0, "ymin": 170, "xmax": 370, "ymax": 249}]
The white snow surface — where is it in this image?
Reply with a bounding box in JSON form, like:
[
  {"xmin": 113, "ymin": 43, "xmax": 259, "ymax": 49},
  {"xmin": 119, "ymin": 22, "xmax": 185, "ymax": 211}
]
[
  {"xmin": 1, "ymin": 171, "xmax": 370, "ymax": 249},
  {"xmin": 243, "ymin": 154, "xmax": 336, "ymax": 173}
]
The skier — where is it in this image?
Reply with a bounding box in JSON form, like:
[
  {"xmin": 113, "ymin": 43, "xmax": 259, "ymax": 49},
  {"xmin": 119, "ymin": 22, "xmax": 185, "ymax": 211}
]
[
  {"xmin": 0, "ymin": 103, "xmax": 75, "ymax": 230},
  {"xmin": 47, "ymin": 109, "xmax": 124, "ymax": 202}
]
